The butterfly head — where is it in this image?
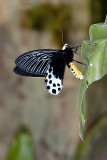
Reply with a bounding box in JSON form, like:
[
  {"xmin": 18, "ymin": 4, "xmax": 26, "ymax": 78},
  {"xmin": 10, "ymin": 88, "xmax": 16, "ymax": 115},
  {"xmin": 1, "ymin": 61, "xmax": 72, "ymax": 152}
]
[{"xmin": 62, "ymin": 44, "xmax": 70, "ymax": 50}]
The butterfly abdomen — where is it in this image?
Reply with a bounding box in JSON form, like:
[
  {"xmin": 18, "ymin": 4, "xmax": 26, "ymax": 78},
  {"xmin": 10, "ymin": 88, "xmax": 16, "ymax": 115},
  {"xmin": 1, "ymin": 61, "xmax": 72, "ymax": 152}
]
[{"xmin": 69, "ymin": 62, "xmax": 83, "ymax": 80}]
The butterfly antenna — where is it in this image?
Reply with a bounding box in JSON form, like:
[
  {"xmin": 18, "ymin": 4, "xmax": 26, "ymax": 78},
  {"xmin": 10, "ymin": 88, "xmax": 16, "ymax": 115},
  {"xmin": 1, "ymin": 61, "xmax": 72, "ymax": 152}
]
[{"xmin": 60, "ymin": 29, "xmax": 64, "ymax": 46}]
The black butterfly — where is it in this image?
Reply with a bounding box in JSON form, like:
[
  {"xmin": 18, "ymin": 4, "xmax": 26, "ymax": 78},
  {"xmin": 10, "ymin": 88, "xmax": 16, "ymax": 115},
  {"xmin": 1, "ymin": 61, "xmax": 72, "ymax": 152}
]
[{"xmin": 13, "ymin": 43, "xmax": 83, "ymax": 95}]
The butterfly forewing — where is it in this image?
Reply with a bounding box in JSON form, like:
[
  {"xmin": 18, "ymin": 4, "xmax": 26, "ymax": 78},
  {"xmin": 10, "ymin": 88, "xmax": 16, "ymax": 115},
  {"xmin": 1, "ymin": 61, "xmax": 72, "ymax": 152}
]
[
  {"xmin": 14, "ymin": 66, "xmax": 44, "ymax": 77},
  {"xmin": 15, "ymin": 49, "xmax": 61, "ymax": 76}
]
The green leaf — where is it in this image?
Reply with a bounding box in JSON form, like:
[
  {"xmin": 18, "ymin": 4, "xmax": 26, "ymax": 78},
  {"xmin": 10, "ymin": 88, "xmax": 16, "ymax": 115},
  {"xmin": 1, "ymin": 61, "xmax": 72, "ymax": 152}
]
[
  {"xmin": 79, "ymin": 16, "xmax": 107, "ymax": 140},
  {"xmin": 7, "ymin": 128, "xmax": 34, "ymax": 160}
]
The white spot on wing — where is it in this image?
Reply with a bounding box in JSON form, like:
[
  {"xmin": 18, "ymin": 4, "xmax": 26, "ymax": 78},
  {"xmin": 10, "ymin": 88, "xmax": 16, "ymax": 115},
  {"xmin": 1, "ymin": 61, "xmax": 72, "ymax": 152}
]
[{"xmin": 45, "ymin": 67, "xmax": 63, "ymax": 95}]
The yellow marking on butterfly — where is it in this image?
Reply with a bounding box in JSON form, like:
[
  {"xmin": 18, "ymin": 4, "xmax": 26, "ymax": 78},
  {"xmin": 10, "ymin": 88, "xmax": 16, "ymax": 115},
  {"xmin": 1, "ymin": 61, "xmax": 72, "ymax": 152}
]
[{"xmin": 69, "ymin": 62, "xmax": 83, "ymax": 80}]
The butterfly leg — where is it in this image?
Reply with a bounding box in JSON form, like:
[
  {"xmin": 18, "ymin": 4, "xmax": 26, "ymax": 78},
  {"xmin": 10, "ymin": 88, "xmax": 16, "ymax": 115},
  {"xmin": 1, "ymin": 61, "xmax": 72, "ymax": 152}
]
[
  {"xmin": 74, "ymin": 46, "xmax": 79, "ymax": 53},
  {"xmin": 73, "ymin": 60, "xmax": 86, "ymax": 65},
  {"xmin": 72, "ymin": 44, "xmax": 81, "ymax": 53}
]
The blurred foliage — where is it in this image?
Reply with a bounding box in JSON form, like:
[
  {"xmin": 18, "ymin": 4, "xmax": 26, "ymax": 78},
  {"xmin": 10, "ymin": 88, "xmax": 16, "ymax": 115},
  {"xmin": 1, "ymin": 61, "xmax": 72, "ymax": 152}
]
[
  {"xmin": 90, "ymin": 0, "xmax": 107, "ymax": 23},
  {"xmin": 86, "ymin": 74, "xmax": 107, "ymax": 130},
  {"xmin": 24, "ymin": 4, "xmax": 72, "ymax": 46},
  {"xmin": 7, "ymin": 127, "xmax": 34, "ymax": 160},
  {"xmin": 79, "ymin": 16, "xmax": 107, "ymax": 140},
  {"xmin": 74, "ymin": 115, "xmax": 107, "ymax": 160}
]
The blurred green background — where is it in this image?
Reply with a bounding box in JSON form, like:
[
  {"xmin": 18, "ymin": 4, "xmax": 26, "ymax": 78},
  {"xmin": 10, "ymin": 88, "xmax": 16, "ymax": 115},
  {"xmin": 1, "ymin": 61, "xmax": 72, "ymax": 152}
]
[{"xmin": 0, "ymin": 0, "xmax": 107, "ymax": 160}]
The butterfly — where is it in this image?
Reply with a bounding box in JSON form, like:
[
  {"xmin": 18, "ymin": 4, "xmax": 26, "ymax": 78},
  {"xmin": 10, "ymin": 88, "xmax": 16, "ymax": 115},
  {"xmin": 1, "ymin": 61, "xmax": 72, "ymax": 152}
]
[{"xmin": 13, "ymin": 43, "xmax": 83, "ymax": 95}]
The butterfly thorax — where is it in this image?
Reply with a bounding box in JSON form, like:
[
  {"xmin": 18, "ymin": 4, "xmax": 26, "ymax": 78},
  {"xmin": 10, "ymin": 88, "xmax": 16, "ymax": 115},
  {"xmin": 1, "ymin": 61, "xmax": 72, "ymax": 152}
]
[{"xmin": 62, "ymin": 44, "xmax": 74, "ymax": 65}]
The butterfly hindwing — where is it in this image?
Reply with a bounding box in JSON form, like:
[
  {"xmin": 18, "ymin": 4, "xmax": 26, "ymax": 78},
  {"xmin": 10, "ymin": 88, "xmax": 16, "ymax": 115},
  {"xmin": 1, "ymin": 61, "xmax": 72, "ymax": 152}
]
[
  {"xmin": 14, "ymin": 49, "xmax": 61, "ymax": 76},
  {"xmin": 45, "ymin": 54, "xmax": 66, "ymax": 95},
  {"xmin": 45, "ymin": 66, "xmax": 63, "ymax": 95}
]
